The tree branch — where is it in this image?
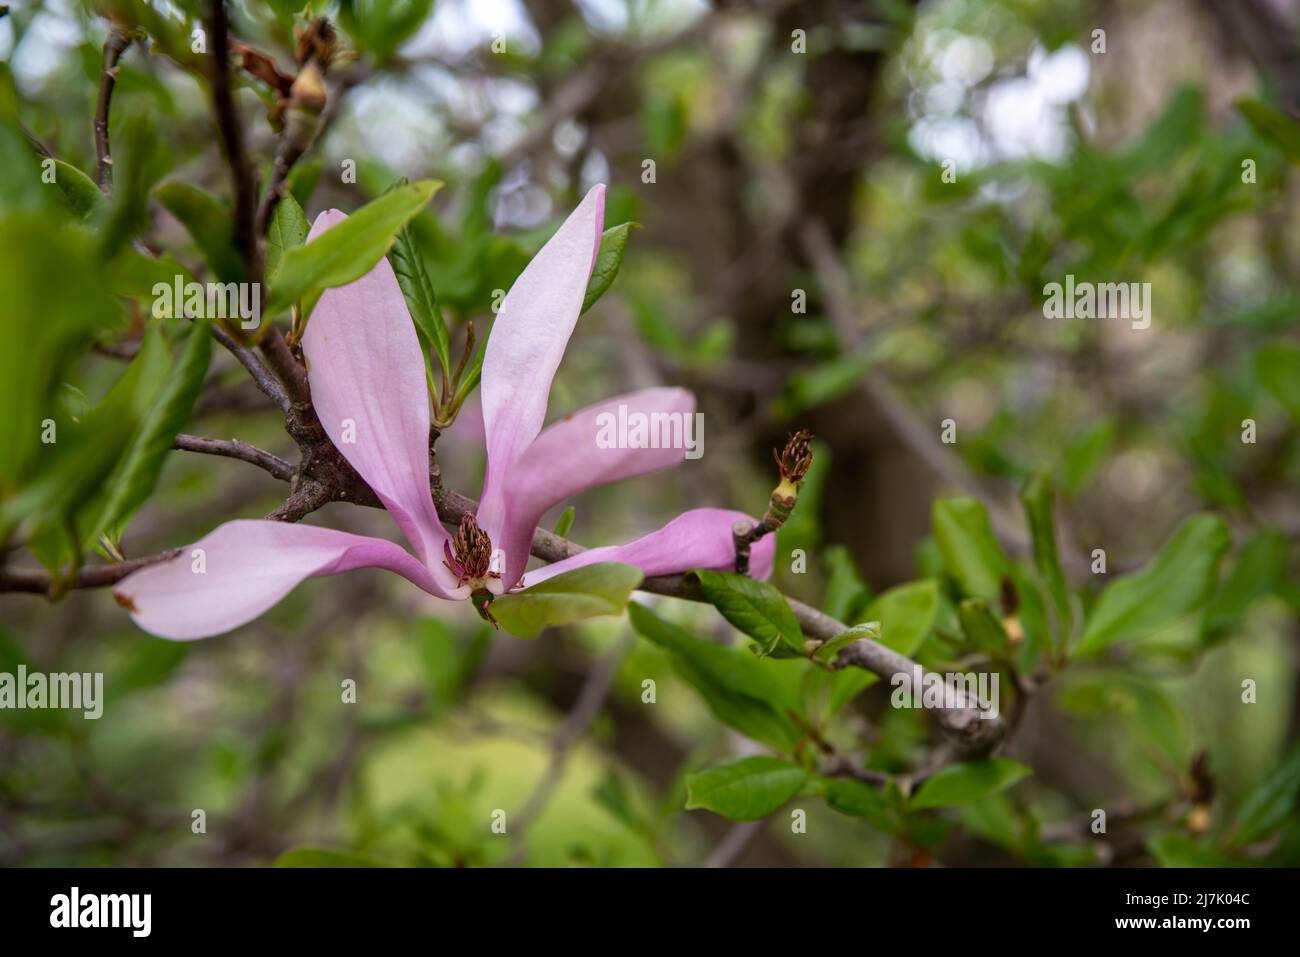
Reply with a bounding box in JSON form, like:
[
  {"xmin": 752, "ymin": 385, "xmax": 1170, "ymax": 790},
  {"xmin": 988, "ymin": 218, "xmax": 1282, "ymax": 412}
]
[
  {"xmin": 93, "ymin": 27, "xmax": 132, "ymax": 192},
  {"xmin": 0, "ymin": 550, "xmax": 180, "ymax": 595},
  {"xmin": 205, "ymin": 2, "xmax": 310, "ymax": 406},
  {"xmin": 206, "ymin": 321, "xmax": 290, "ymax": 412},
  {"xmin": 172, "ymin": 434, "xmax": 295, "ymax": 481},
  {"xmin": 206, "ymin": 0, "xmax": 258, "ymax": 272},
  {"xmin": 703, "ymin": 821, "xmax": 764, "ymax": 868},
  {"xmin": 0, "ymin": 430, "xmax": 1002, "ymax": 747}
]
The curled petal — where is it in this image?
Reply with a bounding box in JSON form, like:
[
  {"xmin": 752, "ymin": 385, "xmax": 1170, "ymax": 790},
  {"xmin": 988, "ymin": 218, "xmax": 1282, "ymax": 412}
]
[
  {"xmin": 301, "ymin": 211, "xmax": 451, "ymax": 581},
  {"xmin": 486, "ymin": 387, "xmax": 696, "ymax": 588},
  {"xmin": 524, "ymin": 508, "xmax": 775, "ymax": 587},
  {"xmin": 478, "ymin": 185, "xmax": 605, "ymax": 550},
  {"xmin": 115, "ymin": 520, "xmax": 464, "ymax": 641}
]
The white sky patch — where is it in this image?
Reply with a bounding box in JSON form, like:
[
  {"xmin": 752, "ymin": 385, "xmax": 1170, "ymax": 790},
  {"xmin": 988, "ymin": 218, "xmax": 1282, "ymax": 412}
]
[
  {"xmin": 909, "ymin": 35, "xmax": 1091, "ymax": 169},
  {"xmin": 938, "ymin": 34, "xmax": 994, "ymax": 87},
  {"xmin": 339, "ymin": 80, "xmax": 447, "ymax": 176},
  {"xmin": 909, "ymin": 116, "xmax": 988, "ymax": 172},
  {"xmin": 401, "ymin": 0, "xmax": 539, "ymax": 60},
  {"xmin": 580, "ymin": 149, "xmax": 611, "ymax": 192},
  {"xmin": 984, "ymin": 76, "xmax": 1067, "ymax": 159},
  {"xmin": 576, "ymin": 0, "xmax": 710, "ymax": 38},
  {"xmin": 8, "ymin": 1, "xmax": 82, "ymax": 93},
  {"xmin": 1029, "ymin": 44, "xmax": 1091, "ymax": 104}
]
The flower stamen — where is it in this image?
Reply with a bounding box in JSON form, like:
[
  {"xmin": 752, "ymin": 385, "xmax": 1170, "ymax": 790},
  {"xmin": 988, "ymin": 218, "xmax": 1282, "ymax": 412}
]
[{"xmin": 443, "ymin": 513, "xmax": 497, "ymax": 588}]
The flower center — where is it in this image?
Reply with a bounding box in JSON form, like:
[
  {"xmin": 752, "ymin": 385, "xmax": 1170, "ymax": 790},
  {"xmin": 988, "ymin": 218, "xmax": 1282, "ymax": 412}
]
[{"xmin": 444, "ymin": 513, "xmax": 495, "ymax": 586}]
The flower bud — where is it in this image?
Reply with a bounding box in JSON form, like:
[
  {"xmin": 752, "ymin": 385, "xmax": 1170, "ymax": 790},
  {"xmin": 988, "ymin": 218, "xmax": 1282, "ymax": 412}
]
[
  {"xmin": 762, "ymin": 429, "xmax": 813, "ymax": 528},
  {"xmin": 775, "ymin": 428, "xmax": 814, "ymax": 484}
]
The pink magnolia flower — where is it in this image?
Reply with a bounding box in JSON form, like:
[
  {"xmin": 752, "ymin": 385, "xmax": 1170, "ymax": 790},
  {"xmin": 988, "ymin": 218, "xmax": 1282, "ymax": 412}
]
[{"xmin": 116, "ymin": 185, "xmax": 774, "ymax": 640}]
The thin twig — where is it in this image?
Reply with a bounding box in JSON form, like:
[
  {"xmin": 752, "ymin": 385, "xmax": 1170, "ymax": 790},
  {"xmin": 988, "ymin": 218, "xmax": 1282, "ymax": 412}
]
[
  {"xmin": 206, "ymin": 0, "xmax": 258, "ymax": 272},
  {"xmin": 703, "ymin": 821, "xmax": 764, "ymax": 868},
  {"xmin": 94, "ymin": 27, "xmax": 132, "ymax": 192},
  {"xmin": 207, "ymin": 322, "xmax": 290, "ymax": 412},
  {"xmin": 258, "ymin": 325, "xmax": 311, "ymax": 404},
  {"xmin": 0, "ymin": 550, "xmax": 180, "ymax": 596},
  {"xmin": 173, "ymin": 434, "xmax": 295, "ymax": 481},
  {"xmin": 207, "ymin": 2, "xmax": 312, "ymax": 403}
]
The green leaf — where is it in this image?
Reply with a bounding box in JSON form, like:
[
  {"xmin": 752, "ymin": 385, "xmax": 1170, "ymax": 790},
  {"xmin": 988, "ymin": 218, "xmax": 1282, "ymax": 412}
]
[
  {"xmin": 388, "ymin": 203, "xmax": 451, "ymax": 379},
  {"xmin": 685, "ymin": 756, "xmax": 808, "ymax": 821},
  {"xmin": 868, "ymin": 579, "xmax": 939, "ymax": 658},
  {"xmin": 910, "ymin": 759, "xmax": 1031, "ymax": 810},
  {"xmin": 551, "ymin": 506, "xmax": 576, "ymax": 537},
  {"xmin": 1148, "ymin": 832, "xmax": 1233, "ymax": 868},
  {"xmin": 104, "ymin": 640, "xmax": 190, "ymax": 707},
  {"xmin": 337, "ymin": 0, "xmax": 434, "ymax": 64},
  {"xmin": 107, "ymin": 249, "xmax": 197, "ymax": 299},
  {"xmin": 0, "ymin": 63, "xmax": 19, "ymax": 120},
  {"xmin": 822, "ymin": 545, "xmax": 871, "ymax": 622},
  {"xmin": 1231, "ymin": 743, "xmax": 1300, "ymax": 847},
  {"xmin": 1257, "ymin": 344, "xmax": 1300, "ymax": 421},
  {"xmin": 957, "ymin": 599, "xmax": 1010, "ymax": 657},
  {"xmin": 1020, "ymin": 472, "xmax": 1072, "ymax": 646},
  {"xmin": 694, "ymin": 569, "xmax": 803, "ymax": 657},
  {"xmin": 933, "ymin": 498, "xmax": 1010, "ymax": 601},
  {"xmin": 581, "ymin": 222, "xmax": 636, "ymax": 315},
  {"xmin": 275, "ymin": 847, "xmax": 388, "ymax": 868},
  {"xmin": 489, "ymin": 562, "xmax": 643, "ymax": 638},
  {"xmin": 0, "ymin": 327, "xmax": 170, "ymax": 547},
  {"xmin": 1056, "ymin": 670, "xmax": 1188, "ymax": 763},
  {"xmin": 0, "ymin": 216, "xmax": 121, "ymax": 487},
  {"xmin": 1075, "ymin": 514, "xmax": 1230, "ymax": 655},
  {"xmin": 591, "ymin": 771, "xmax": 653, "ymax": 838},
  {"xmin": 821, "ymin": 777, "xmax": 897, "ymax": 831},
  {"xmin": 1237, "ymin": 98, "xmax": 1300, "ymax": 163},
  {"xmin": 814, "ymin": 621, "xmax": 881, "ymax": 663},
  {"xmin": 51, "ymin": 160, "xmax": 102, "ymax": 219},
  {"xmin": 87, "ymin": 321, "xmax": 212, "ymax": 541},
  {"xmin": 1061, "ymin": 419, "xmax": 1115, "ymax": 495},
  {"xmin": 265, "ymin": 192, "xmax": 309, "ymax": 283},
  {"xmin": 267, "ymin": 179, "xmax": 441, "ymax": 315},
  {"xmin": 155, "ymin": 181, "xmax": 245, "ymax": 282},
  {"xmin": 1203, "ymin": 529, "xmax": 1287, "ymax": 638},
  {"xmin": 628, "ymin": 602, "xmax": 802, "ymax": 751},
  {"xmin": 447, "ymin": 332, "xmax": 486, "ymax": 412}
]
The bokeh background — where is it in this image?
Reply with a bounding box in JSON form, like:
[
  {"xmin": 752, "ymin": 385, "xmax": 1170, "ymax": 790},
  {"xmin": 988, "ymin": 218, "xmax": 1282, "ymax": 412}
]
[{"xmin": 2, "ymin": 0, "xmax": 1299, "ymax": 866}]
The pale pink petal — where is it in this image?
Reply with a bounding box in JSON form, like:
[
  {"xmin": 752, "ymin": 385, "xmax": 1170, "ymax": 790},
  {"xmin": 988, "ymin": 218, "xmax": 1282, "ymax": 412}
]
[
  {"xmin": 523, "ymin": 508, "xmax": 775, "ymax": 587},
  {"xmin": 116, "ymin": 520, "xmax": 467, "ymax": 641},
  {"xmin": 301, "ymin": 210, "xmax": 451, "ymax": 582},
  {"xmin": 477, "ymin": 185, "xmax": 605, "ymax": 552},
  {"xmin": 487, "ymin": 387, "xmax": 696, "ymax": 588}
]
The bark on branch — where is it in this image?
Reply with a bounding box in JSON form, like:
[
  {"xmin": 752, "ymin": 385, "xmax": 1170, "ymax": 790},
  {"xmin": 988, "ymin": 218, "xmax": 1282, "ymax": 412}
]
[{"xmin": 93, "ymin": 27, "xmax": 132, "ymax": 192}]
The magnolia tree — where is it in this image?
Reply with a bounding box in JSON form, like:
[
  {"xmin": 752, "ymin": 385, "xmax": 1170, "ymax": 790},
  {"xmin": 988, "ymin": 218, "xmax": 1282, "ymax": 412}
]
[{"xmin": 0, "ymin": 0, "xmax": 1297, "ymax": 869}]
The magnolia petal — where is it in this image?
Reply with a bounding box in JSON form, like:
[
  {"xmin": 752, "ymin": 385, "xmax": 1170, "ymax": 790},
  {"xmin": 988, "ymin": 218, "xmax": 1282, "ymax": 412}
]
[
  {"xmin": 523, "ymin": 507, "xmax": 775, "ymax": 587},
  {"xmin": 488, "ymin": 387, "xmax": 696, "ymax": 588},
  {"xmin": 301, "ymin": 210, "xmax": 451, "ymax": 581},
  {"xmin": 478, "ymin": 185, "xmax": 605, "ymax": 550},
  {"xmin": 115, "ymin": 520, "xmax": 466, "ymax": 641}
]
